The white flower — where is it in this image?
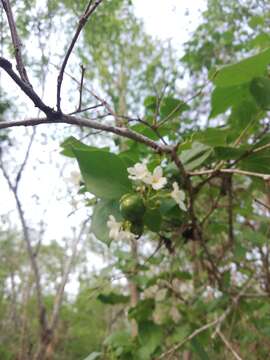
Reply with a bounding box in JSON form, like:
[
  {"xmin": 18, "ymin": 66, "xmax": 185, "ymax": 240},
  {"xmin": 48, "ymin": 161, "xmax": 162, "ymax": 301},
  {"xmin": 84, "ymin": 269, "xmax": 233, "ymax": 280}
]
[
  {"xmin": 144, "ymin": 166, "xmax": 167, "ymax": 190},
  {"xmin": 107, "ymin": 215, "xmax": 122, "ymax": 240},
  {"xmin": 127, "ymin": 160, "xmax": 150, "ymax": 181},
  {"xmin": 118, "ymin": 229, "xmax": 136, "ymax": 241},
  {"xmin": 107, "ymin": 215, "xmax": 136, "ymax": 242},
  {"xmin": 171, "ymin": 182, "xmax": 187, "ymax": 211}
]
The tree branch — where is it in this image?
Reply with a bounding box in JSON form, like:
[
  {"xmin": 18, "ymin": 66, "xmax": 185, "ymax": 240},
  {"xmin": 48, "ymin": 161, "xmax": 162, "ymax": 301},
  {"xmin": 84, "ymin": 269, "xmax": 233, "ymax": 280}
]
[
  {"xmin": 15, "ymin": 128, "xmax": 36, "ymax": 191},
  {"xmin": 33, "ymin": 221, "xmax": 88, "ymax": 359},
  {"xmin": 0, "ymin": 57, "xmax": 55, "ymax": 116},
  {"xmin": 217, "ymin": 330, "xmax": 243, "ymax": 360},
  {"xmin": 1, "ymin": 0, "xmax": 30, "ymax": 84},
  {"xmin": 0, "ymin": 114, "xmax": 173, "ymax": 153},
  {"xmin": 77, "ymin": 64, "xmax": 86, "ymax": 111},
  {"xmin": 189, "ymin": 168, "xmax": 270, "ymax": 181},
  {"xmin": 56, "ymin": 0, "xmax": 104, "ymax": 112}
]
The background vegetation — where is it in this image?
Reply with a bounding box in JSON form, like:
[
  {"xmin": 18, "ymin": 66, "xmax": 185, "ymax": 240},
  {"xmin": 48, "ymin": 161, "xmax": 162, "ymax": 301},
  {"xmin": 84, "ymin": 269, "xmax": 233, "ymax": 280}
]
[{"xmin": 0, "ymin": 0, "xmax": 270, "ymax": 359}]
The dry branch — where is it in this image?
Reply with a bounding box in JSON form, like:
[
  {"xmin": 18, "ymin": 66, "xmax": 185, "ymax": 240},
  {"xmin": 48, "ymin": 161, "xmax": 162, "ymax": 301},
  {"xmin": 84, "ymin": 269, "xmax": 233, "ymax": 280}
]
[
  {"xmin": 56, "ymin": 0, "xmax": 104, "ymax": 111},
  {"xmin": 1, "ymin": 0, "xmax": 30, "ymax": 84},
  {"xmin": 0, "ymin": 114, "xmax": 173, "ymax": 153}
]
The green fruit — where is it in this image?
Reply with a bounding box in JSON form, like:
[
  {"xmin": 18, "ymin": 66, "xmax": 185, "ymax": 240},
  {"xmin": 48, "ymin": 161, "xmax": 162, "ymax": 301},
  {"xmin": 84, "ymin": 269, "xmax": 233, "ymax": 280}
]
[{"xmin": 119, "ymin": 193, "xmax": 146, "ymax": 222}]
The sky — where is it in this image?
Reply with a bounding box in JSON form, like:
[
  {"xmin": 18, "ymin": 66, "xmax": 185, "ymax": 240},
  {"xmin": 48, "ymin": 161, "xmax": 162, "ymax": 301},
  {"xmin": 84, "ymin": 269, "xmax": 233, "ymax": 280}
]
[{"xmin": 134, "ymin": 0, "xmax": 206, "ymax": 50}]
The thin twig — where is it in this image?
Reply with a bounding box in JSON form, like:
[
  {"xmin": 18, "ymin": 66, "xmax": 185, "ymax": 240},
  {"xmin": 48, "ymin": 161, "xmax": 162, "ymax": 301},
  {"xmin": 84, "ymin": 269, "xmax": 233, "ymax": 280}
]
[
  {"xmin": 189, "ymin": 168, "xmax": 270, "ymax": 181},
  {"xmin": 254, "ymin": 198, "xmax": 270, "ymax": 211},
  {"xmin": 56, "ymin": 0, "xmax": 104, "ymax": 112},
  {"xmin": 1, "ymin": 0, "xmax": 30, "ymax": 84},
  {"xmin": 15, "ymin": 128, "xmax": 36, "ymax": 191},
  {"xmin": 69, "ymin": 103, "xmax": 103, "ymax": 115},
  {"xmin": 227, "ymin": 175, "xmax": 234, "ymax": 246},
  {"xmin": 217, "ymin": 330, "xmax": 243, "ymax": 360},
  {"xmin": 77, "ymin": 64, "xmax": 86, "ymax": 111}
]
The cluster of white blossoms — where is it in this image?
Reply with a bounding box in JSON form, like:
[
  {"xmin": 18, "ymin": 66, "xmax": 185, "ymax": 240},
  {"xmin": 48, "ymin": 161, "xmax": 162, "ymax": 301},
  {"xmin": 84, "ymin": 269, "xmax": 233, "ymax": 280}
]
[
  {"xmin": 127, "ymin": 161, "xmax": 167, "ymax": 191},
  {"xmin": 127, "ymin": 161, "xmax": 187, "ymax": 211},
  {"xmin": 107, "ymin": 215, "xmax": 136, "ymax": 241}
]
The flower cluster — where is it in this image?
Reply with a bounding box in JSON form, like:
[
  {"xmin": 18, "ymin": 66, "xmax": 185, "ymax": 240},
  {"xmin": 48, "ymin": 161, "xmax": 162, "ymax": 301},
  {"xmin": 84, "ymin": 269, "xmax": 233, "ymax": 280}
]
[
  {"xmin": 107, "ymin": 215, "xmax": 136, "ymax": 241},
  {"xmin": 127, "ymin": 161, "xmax": 167, "ymax": 190},
  {"xmin": 127, "ymin": 161, "xmax": 187, "ymax": 211}
]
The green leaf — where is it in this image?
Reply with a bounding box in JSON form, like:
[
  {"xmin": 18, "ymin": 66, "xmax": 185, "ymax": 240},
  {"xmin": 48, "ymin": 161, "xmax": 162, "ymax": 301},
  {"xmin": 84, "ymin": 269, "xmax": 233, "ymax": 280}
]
[
  {"xmin": 73, "ymin": 149, "xmax": 132, "ymax": 199},
  {"xmin": 191, "ymin": 338, "xmax": 210, "ymax": 360},
  {"xmin": 131, "ymin": 123, "xmax": 171, "ymax": 140},
  {"xmin": 210, "ymin": 84, "xmax": 250, "ymax": 118},
  {"xmin": 228, "ymin": 99, "xmax": 259, "ymax": 130},
  {"xmin": 180, "ymin": 142, "xmax": 213, "ymax": 171},
  {"xmin": 250, "ymin": 77, "xmax": 270, "ymax": 109},
  {"xmin": 104, "ymin": 330, "xmax": 131, "ymax": 348},
  {"xmin": 60, "ymin": 136, "xmax": 108, "ymax": 157},
  {"xmin": 248, "ymin": 15, "xmax": 265, "ymax": 29},
  {"xmin": 83, "ymin": 353, "xmax": 101, "ymax": 360},
  {"xmin": 214, "ymin": 147, "xmax": 246, "ymax": 161},
  {"xmin": 239, "ymin": 149, "xmax": 270, "ymax": 174},
  {"xmin": 97, "ymin": 292, "xmax": 130, "ymax": 305},
  {"xmin": 213, "ymin": 48, "xmax": 270, "ymax": 87},
  {"xmin": 144, "ymin": 95, "xmax": 189, "ymax": 121},
  {"xmin": 248, "ymin": 33, "xmax": 270, "ymax": 50},
  {"xmin": 137, "ymin": 321, "xmax": 163, "ymax": 359},
  {"xmin": 169, "ymin": 325, "xmax": 190, "ymax": 344},
  {"xmin": 160, "ymin": 97, "xmax": 189, "ymax": 120},
  {"xmin": 128, "ymin": 299, "xmax": 155, "ymax": 322},
  {"xmin": 144, "ymin": 95, "xmax": 157, "ymax": 112},
  {"xmin": 143, "ymin": 208, "xmax": 162, "ymax": 232},
  {"xmin": 194, "ymin": 128, "xmax": 231, "ymax": 147},
  {"xmin": 91, "ymin": 199, "xmax": 122, "ymax": 245}
]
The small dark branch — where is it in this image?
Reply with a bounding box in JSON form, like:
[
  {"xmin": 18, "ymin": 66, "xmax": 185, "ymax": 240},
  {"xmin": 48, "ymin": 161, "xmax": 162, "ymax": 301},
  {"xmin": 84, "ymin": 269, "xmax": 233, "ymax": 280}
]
[
  {"xmin": 193, "ymin": 171, "xmax": 220, "ymax": 195},
  {"xmin": 200, "ymin": 193, "xmax": 222, "ymax": 226},
  {"xmin": 254, "ymin": 198, "xmax": 270, "ymax": 212},
  {"xmin": 15, "ymin": 128, "xmax": 35, "ymax": 191},
  {"xmin": 201, "ymin": 241, "xmax": 222, "ymax": 287},
  {"xmin": 170, "ymin": 147, "xmax": 222, "ymax": 285},
  {"xmin": 227, "ymin": 175, "xmax": 234, "ymax": 246},
  {"xmin": 49, "ymin": 220, "xmax": 88, "ymax": 331},
  {"xmin": 143, "ymin": 238, "xmax": 164, "ymax": 264},
  {"xmin": 0, "ymin": 57, "xmax": 55, "ymax": 116},
  {"xmin": 171, "ymin": 146, "xmax": 200, "ymax": 238},
  {"xmin": 69, "ymin": 103, "xmax": 103, "ymax": 115},
  {"xmin": 51, "ymin": 61, "xmax": 122, "ymax": 123},
  {"xmin": 124, "ymin": 115, "xmax": 168, "ymax": 145},
  {"xmin": 157, "ymin": 85, "xmax": 204, "ymax": 129},
  {"xmin": 77, "ymin": 64, "xmax": 86, "ymax": 111},
  {"xmin": 1, "ymin": 0, "xmax": 31, "ymax": 84},
  {"xmin": 56, "ymin": 0, "xmax": 104, "ymax": 112},
  {"xmin": 0, "ymin": 114, "xmax": 173, "ymax": 153}
]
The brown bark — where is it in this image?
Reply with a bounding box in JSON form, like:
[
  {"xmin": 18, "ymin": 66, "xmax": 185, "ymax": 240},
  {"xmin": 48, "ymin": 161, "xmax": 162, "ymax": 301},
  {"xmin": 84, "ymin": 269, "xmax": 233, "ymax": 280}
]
[{"xmin": 129, "ymin": 238, "xmax": 139, "ymax": 338}]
